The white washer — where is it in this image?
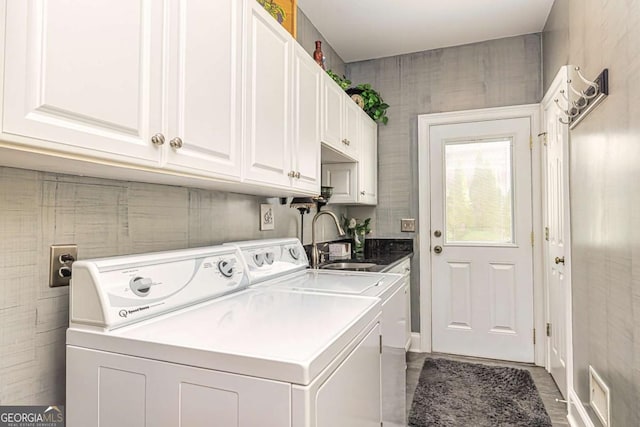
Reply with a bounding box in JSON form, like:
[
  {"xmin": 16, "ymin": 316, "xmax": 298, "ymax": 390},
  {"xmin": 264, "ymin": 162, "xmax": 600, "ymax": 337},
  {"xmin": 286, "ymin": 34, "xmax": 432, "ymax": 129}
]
[
  {"xmin": 67, "ymin": 245, "xmax": 383, "ymax": 427},
  {"xmin": 226, "ymin": 238, "xmax": 408, "ymax": 427}
]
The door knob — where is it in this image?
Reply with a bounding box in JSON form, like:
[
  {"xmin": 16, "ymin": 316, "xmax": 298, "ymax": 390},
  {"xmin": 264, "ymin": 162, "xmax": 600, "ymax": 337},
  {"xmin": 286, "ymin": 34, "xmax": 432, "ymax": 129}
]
[
  {"xmin": 433, "ymin": 245, "xmax": 443, "ymax": 254},
  {"xmin": 169, "ymin": 137, "xmax": 183, "ymax": 149},
  {"xmin": 434, "ymin": 230, "xmax": 442, "ymax": 238},
  {"xmin": 554, "ymin": 256, "xmax": 565, "ymax": 265}
]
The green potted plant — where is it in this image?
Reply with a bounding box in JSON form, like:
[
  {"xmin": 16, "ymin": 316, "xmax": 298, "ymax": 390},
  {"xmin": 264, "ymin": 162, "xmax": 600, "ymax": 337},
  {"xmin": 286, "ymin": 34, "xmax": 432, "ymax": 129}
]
[
  {"xmin": 341, "ymin": 215, "xmax": 372, "ymax": 257},
  {"xmin": 326, "ymin": 70, "xmax": 351, "ymax": 90},
  {"xmin": 347, "ymin": 84, "xmax": 389, "ymax": 125}
]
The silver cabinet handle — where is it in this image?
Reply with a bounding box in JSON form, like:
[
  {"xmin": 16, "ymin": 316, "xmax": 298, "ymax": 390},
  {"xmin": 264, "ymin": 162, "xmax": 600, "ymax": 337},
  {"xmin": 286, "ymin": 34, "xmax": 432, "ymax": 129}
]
[
  {"xmin": 151, "ymin": 133, "xmax": 165, "ymax": 146},
  {"xmin": 342, "ymin": 138, "xmax": 348, "ymax": 145},
  {"xmin": 169, "ymin": 137, "xmax": 183, "ymax": 149},
  {"xmin": 360, "ymin": 191, "xmax": 365, "ymax": 195},
  {"xmin": 295, "ymin": 171, "xmax": 301, "ymax": 179},
  {"xmin": 287, "ymin": 171, "xmax": 296, "ymax": 178},
  {"xmin": 345, "ymin": 139, "xmax": 350, "ymax": 146}
]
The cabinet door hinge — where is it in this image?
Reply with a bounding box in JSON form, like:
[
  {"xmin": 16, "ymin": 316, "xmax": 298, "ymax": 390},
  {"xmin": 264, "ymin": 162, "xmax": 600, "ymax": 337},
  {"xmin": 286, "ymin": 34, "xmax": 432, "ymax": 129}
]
[
  {"xmin": 531, "ymin": 231, "xmax": 534, "ymax": 247},
  {"xmin": 530, "ymin": 135, "xmax": 533, "ymax": 150},
  {"xmin": 546, "ymin": 323, "xmax": 551, "ymax": 337},
  {"xmin": 533, "ymin": 328, "xmax": 536, "ymax": 345},
  {"xmin": 545, "ymin": 227, "xmax": 550, "ymax": 241}
]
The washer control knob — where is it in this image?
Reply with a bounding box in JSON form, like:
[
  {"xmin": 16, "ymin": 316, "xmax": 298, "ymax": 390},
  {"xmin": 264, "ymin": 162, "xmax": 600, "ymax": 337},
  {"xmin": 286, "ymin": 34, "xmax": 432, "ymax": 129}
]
[
  {"xmin": 289, "ymin": 247, "xmax": 300, "ymax": 260},
  {"xmin": 253, "ymin": 253, "xmax": 265, "ymax": 267},
  {"xmin": 217, "ymin": 259, "xmax": 236, "ymax": 277},
  {"xmin": 130, "ymin": 277, "xmax": 152, "ymax": 297},
  {"xmin": 264, "ymin": 252, "xmax": 275, "ymax": 265}
]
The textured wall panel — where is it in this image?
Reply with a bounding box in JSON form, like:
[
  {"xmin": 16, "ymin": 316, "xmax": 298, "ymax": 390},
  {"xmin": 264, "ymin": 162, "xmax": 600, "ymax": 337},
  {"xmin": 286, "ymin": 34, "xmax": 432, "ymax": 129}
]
[
  {"xmin": 544, "ymin": 1, "xmax": 640, "ymax": 425},
  {"xmin": 346, "ymin": 34, "xmax": 542, "ymax": 331}
]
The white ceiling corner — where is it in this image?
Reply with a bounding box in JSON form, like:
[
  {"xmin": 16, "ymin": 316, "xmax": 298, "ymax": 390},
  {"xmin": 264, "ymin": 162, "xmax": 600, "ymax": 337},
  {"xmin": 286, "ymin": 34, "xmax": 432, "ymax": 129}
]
[{"xmin": 297, "ymin": 0, "xmax": 555, "ymax": 63}]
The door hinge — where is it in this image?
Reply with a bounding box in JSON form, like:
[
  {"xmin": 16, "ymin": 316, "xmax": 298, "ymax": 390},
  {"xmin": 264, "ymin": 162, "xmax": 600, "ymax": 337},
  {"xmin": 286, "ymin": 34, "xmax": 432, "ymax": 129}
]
[
  {"xmin": 533, "ymin": 328, "xmax": 536, "ymax": 345},
  {"xmin": 546, "ymin": 323, "xmax": 551, "ymax": 337},
  {"xmin": 531, "ymin": 231, "xmax": 534, "ymax": 247},
  {"xmin": 545, "ymin": 227, "xmax": 550, "ymax": 241},
  {"xmin": 529, "ymin": 135, "xmax": 533, "ymax": 150}
]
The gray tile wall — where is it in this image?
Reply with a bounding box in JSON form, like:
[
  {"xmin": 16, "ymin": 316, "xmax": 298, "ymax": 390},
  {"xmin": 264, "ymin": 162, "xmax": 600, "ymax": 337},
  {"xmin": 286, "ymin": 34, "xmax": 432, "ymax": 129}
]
[
  {"xmin": 0, "ymin": 167, "xmax": 345, "ymax": 405},
  {"xmin": 0, "ymin": 9, "xmax": 345, "ymax": 405},
  {"xmin": 346, "ymin": 35, "xmax": 542, "ymax": 332},
  {"xmin": 543, "ymin": 2, "xmax": 640, "ymax": 425}
]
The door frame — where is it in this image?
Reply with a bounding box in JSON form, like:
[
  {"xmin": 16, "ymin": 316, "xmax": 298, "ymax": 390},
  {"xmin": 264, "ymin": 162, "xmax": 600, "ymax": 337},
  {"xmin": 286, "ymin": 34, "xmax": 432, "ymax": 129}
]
[{"xmin": 417, "ymin": 104, "xmax": 545, "ymax": 366}]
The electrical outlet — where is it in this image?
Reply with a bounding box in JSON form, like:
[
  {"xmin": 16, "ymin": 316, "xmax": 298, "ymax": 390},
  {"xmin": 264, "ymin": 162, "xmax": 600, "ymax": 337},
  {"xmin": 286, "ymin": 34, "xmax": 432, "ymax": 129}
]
[
  {"xmin": 401, "ymin": 219, "xmax": 416, "ymax": 232},
  {"xmin": 49, "ymin": 244, "xmax": 78, "ymax": 287}
]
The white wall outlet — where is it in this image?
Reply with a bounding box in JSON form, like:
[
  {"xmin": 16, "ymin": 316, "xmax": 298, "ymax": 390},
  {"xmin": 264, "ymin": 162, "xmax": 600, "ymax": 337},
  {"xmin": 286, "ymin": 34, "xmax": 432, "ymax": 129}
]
[
  {"xmin": 401, "ymin": 218, "xmax": 416, "ymax": 232},
  {"xmin": 260, "ymin": 204, "xmax": 275, "ymax": 231},
  {"xmin": 49, "ymin": 244, "xmax": 78, "ymax": 287}
]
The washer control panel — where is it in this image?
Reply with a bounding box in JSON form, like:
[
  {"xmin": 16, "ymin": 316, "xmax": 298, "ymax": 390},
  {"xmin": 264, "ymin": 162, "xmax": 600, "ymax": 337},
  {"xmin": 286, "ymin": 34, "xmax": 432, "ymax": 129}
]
[
  {"xmin": 225, "ymin": 238, "xmax": 308, "ymax": 285},
  {"xmin": 70, "ymin": 246, "xmax": 248, "ymax": 330}
]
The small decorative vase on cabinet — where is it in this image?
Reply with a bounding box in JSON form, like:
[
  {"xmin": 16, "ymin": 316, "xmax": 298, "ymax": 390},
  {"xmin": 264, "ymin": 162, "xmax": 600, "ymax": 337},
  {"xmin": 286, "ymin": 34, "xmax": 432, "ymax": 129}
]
[{"xmin": 313, "ymin": 40, "xmax": 325, "ymax": 69}]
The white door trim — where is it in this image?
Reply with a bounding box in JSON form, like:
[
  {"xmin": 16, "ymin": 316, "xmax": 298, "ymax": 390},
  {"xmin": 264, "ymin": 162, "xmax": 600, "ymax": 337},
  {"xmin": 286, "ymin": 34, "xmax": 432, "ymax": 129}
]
[{"xmin": 418, "ymin": 104, "xmax": 544, "ymax": 366}]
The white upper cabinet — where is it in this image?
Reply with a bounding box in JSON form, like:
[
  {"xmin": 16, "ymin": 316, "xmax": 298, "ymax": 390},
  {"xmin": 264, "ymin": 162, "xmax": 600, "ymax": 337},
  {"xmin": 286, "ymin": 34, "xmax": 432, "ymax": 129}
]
[
  {"xmin": 243, "ymin": 0, "xmax": 293, "ymax": 188},
  {"xmin": 243, "ymin": 1, "xmax": 320, "ymax": 194},
  {"xmin": 321, "ymin": 75, "xmax": 358, "ymax": 160},
  {"xmin": 343, "ymin": 97, "xmax": 361, "ymax": 157},
  {"xmin": 291, "ymin": 43, "xmax": 321, "ymax": 193},
  {"xmin": 321, "ymin": 75, "xmax": 344, "ymax": 148},
  {"xmin": 358, "ymin": 111, "xmax": 378, "ymax": 205},
  {"xmin": 321, "ymin": 110, "xmax": 377, "ymax": 205},
  {"xmin": 1, "ymin": 0, "xmax": 321, "ymax": 196},
  {"xmin": 163, "ymin": 0, "xmax": 243, "ymax": 180},
  {"xmin": 2, "ymin": 0, "xmax": 163, "ymax": 165}
]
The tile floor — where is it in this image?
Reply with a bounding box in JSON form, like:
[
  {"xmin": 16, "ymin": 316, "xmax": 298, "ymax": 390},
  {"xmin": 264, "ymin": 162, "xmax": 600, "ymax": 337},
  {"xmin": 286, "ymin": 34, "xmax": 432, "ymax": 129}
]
[{"xmin": 406, "ymin": 352, "xmax": 569, "ymax": 426}]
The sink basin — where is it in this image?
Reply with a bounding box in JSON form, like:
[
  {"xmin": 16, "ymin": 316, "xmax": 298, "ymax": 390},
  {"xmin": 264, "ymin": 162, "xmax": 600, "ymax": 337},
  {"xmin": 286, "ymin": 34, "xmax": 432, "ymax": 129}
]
[{"xmin": 320, "ymin": 262, "xmax": 377, "ymax": 271}]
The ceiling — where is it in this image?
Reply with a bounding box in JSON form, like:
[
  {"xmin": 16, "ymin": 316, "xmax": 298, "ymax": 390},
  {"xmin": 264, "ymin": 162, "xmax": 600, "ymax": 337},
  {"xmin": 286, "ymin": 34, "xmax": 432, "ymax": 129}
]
[{"xmin": 297, "ymin": 0, "xmax": 555, "ymax": 63}]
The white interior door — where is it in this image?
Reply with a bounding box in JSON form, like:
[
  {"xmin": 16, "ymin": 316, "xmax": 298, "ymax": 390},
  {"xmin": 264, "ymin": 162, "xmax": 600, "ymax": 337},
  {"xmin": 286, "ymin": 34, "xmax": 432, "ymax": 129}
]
[
  {"xmin": 430, "ymin": 117, "xmax": 535, "ymax": 363},
  {"xmin": 542, "ymin": 70, "xmax": 571, "ymax": 398}
]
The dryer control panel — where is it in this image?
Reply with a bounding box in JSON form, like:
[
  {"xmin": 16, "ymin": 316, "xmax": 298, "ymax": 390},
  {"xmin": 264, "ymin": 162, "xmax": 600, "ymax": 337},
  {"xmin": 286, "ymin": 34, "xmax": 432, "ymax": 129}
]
[
  {"xmin": 70, "ymin": 246, "xmax": 247, "ymax": 330},
  {"xmin": 225, "ymin": 238, "xmax": 308, "ymax": 284}
]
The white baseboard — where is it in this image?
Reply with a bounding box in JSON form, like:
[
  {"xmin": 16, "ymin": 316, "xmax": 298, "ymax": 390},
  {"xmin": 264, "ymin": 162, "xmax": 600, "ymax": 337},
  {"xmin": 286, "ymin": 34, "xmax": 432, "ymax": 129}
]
[
  {"xmin": 568, "ymin": 388, "xmax": 594, "ymax": 427},
  {"xmin": 408, "ymin": 333, "xmax": 422, "ymax": 352}
]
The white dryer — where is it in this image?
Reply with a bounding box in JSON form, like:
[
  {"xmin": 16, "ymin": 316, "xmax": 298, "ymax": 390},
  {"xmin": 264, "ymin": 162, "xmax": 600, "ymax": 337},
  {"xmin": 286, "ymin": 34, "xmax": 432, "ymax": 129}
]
[
  {"xmin": 66, "ymin": 245, "xmax": 382, "ymax": 427},
  {"xmin": 226, "ymin": 238, "xmax": 408, "ymax": 427}
]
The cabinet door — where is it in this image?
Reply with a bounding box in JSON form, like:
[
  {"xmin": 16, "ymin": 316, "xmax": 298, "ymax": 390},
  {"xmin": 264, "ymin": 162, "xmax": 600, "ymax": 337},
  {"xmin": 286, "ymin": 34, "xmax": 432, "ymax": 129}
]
[
  {"xmin": 164, "ymin": 0, "xmax": 242, "ymax": 180},
  {"xmin": 343, "ymin": 97, "xmax": 361, "ymax": 159},
  {"xmin": 358, "ymin": 115, "xmax": 378, "ymax": 204},
  {"xmin": 243, "ymin": 1, "xmax": 292, "ymax": 188},
  {"xmin": 321, "ymin": 163, "xmax": 357, "ymax": 204},
  {"xmin": 2, "ymin": 0, "xmax": 163, "ymax": 165},
  {"xmin": 321, "ymin": 75, "xmax": 344, "ymax": 151},
  {"xmin": 292, "ymin": 44, "xmax": 321, "ymax": 193}
]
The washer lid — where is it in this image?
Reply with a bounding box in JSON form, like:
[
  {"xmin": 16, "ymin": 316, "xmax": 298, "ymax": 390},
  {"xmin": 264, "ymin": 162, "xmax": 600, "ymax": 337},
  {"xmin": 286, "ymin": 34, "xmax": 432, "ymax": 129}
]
[
  {"xmin": 255, "ymin": 269, "xmax": 403, "ymax": 297},
  {"xmin": 67, "ymin": 288, "xmax": 381, "ymax": 385}
]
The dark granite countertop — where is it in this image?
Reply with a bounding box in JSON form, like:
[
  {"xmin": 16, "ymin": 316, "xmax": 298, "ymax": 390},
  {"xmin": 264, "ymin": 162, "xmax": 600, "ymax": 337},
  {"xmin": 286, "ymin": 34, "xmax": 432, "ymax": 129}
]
[{"xmin": 307, "ymin": 238, "xmax": 413, "ymax": 273}]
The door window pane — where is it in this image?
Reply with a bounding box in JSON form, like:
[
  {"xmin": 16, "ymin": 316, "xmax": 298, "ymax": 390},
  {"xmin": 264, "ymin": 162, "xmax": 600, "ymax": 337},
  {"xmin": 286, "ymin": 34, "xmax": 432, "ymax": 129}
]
[{"xmin": 444, "ymin": 139, "xmax": 514, "ymax": 244}]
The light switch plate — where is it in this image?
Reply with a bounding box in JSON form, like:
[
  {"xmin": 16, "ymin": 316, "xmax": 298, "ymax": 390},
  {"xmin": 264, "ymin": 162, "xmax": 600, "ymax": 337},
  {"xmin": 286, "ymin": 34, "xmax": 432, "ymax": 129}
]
[
  {"xmin": 401, "ymin": 218, "xmax": 416, "ymax": 232},
  {"xmin": 49, "ymin": 244, "xmax": 78, "ymax": 287}
]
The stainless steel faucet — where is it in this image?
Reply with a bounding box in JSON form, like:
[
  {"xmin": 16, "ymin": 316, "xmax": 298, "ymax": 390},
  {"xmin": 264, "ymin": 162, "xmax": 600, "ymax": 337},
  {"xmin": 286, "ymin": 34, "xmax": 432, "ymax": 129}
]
[{"xmin": 310, "ymin": 210, "xmax": 346, "ymax": 268}]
